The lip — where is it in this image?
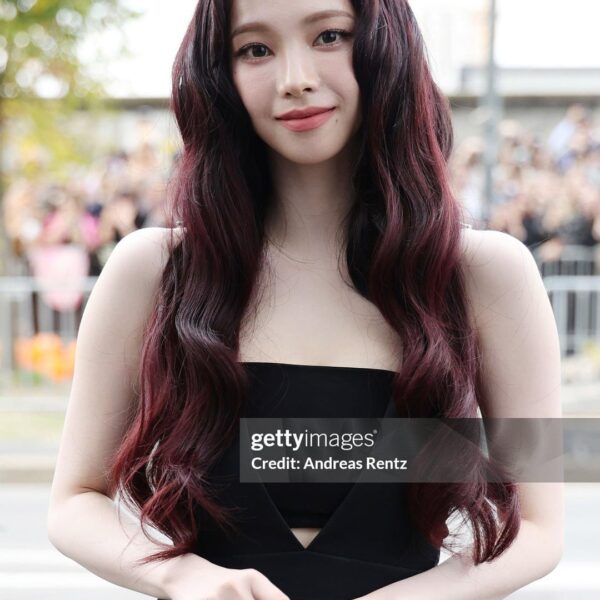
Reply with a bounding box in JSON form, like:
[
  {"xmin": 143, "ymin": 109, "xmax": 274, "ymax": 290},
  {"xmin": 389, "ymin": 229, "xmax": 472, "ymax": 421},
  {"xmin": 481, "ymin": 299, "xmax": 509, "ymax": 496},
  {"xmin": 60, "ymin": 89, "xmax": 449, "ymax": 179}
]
[
  {"xmin": 277, "ymin": 106, "xmax": 335, "ymax": 120},
  {"xmin": 276, "ymin": 107, "xmax": 336, "ymax": 132}
]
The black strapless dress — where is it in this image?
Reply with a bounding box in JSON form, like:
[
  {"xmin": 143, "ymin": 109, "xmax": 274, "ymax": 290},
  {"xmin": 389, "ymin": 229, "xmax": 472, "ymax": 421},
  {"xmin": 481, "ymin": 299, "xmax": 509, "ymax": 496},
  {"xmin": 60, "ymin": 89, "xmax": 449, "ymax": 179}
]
[{"xmin": 168, "ymin": 362, "xmax": 441, "ymax": 600}]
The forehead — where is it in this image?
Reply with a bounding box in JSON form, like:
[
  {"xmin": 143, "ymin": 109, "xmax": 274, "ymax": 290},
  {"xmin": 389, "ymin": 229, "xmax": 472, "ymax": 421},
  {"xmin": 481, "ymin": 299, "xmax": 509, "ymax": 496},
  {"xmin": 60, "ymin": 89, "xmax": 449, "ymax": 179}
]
[{"xmin": 230, "ymin": 0, "xmax": 356, "ymax": 32}]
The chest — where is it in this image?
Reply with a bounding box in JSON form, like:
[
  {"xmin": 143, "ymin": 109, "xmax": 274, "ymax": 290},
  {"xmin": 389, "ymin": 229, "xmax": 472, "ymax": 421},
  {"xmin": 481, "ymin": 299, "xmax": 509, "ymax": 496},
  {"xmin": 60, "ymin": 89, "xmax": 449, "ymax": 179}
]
[{"xmin": 238, "ymin": 258, "xmax": 403, "ymax": 371}]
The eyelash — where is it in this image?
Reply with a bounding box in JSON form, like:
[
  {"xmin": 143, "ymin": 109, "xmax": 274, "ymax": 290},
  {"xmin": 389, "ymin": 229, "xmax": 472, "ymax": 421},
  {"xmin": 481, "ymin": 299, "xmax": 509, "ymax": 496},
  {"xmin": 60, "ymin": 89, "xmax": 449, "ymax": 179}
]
[{"xmin": 235, "ymin": 29, "xmax": 353, "ymax": 62}]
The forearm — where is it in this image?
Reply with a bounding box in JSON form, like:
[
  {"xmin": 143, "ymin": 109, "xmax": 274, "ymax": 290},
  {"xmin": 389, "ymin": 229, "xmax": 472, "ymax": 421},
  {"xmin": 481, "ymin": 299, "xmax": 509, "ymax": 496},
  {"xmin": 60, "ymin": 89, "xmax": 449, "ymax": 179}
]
[
  {"xmin": 47, "ymin": 490, "xmax": 212, "ymax": 599},
  {"xmin": 357, "ymin": 519, "xmax": 561, "ymax": 600}
]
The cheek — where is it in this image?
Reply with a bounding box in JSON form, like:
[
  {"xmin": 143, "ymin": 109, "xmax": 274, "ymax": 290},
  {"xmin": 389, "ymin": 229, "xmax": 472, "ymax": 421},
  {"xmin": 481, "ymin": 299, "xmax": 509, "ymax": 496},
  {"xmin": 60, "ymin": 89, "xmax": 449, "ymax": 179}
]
[
  {"xmin": 321, "ymin": 56, "xmax": 358, "ymax": 96},
  {"xmin": 233, "ymin": 69, "xmax": 270, "ymax": 116}
]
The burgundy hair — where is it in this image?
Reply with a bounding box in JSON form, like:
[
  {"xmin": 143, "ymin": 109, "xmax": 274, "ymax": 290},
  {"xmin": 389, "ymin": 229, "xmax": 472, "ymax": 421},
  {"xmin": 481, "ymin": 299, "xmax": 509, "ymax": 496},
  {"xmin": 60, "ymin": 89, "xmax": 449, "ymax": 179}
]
[{"xmin": 107, "ymin": 0, "xmax": 520, "ymax": 567}]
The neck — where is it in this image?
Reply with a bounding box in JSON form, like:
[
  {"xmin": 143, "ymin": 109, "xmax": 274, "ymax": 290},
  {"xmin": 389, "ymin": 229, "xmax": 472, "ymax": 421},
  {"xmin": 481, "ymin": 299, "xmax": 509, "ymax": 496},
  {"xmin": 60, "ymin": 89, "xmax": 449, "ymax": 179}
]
[{"xmin": 265, "ymin": 141, "xmax": 358, "ymax": 264}]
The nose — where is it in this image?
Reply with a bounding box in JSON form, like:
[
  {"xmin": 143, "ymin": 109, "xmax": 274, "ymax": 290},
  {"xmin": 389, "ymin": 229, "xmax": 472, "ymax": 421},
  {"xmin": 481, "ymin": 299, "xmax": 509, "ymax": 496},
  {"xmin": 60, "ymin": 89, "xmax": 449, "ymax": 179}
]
[{"xmin": 276, "ymin": 43, "xmax": 318, "ymax": 97}]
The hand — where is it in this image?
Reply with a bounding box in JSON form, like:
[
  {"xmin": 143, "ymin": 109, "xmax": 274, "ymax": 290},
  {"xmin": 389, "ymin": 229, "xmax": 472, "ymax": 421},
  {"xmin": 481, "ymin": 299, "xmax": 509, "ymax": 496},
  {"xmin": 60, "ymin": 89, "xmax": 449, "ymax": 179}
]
[
  {"xmin": 162, "ymin": 553, "xmax": 291, "ymax": 600},
  {"xmin": 538, "ymin": 237, "xmax": 564, "ymax": 262}
]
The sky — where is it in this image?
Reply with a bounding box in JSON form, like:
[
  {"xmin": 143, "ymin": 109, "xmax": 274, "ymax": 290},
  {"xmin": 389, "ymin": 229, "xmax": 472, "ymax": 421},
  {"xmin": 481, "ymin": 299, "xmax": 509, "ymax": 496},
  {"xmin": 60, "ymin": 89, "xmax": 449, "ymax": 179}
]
[{"xmin": 91, "ymin": 0, "xmax": 600, "ymax": 99}]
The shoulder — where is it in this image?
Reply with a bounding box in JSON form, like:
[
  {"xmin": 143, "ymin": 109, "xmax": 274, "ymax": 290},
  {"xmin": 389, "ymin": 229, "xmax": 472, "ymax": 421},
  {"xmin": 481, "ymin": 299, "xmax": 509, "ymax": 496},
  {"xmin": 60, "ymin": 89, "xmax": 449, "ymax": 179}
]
[
  {"xmin": 110, "ymin": 225, "xmax": 185, "ymax": 263},
  {"xmin": 459, "ymin": 226, "xmax": 536, "ymax": 276},
  {"xmin": 458, "ymin": 227, "xmax": 543, "ymax": 329},
  {"xmin": 86, "ymin": 227, "xmax": 185, "ymax": 329},
  {"xmin": 102, "ymin": 226, "xmax": 185, "ymax": 289}
]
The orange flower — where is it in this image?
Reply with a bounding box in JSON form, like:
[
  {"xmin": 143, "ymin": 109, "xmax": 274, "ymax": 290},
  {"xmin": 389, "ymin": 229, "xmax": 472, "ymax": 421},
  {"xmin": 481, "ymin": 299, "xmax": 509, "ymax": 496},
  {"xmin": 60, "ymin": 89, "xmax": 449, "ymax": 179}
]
[{"xmin": 14, "ymin": 333, "xmax": 76, "ymax": 381}]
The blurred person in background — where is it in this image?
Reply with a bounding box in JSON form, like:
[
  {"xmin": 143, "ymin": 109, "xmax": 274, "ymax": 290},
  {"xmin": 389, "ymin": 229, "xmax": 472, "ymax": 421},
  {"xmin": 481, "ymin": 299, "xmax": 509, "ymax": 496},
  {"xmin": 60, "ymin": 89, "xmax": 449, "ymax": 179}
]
[
  {"xmin": 450, "ymin": 137, "xmax": 485, "ymax": 226},
  {"xmin": 547, "ymin": 103, "xmax": 592, "ymax": 165},
  {"xmin": 128, "ymin": 141, "xmax": 162, "ymax": 188},
  {"xmin": 34, "ymin": 184, "xmax": 95, "ymax": 248},
  {"xmin": 96, "ymin": 186, "xmax": 147, "ymax": 269},
  {"xmin": 138, "ymin": 175, "xmax": 169, "ymax": 228},
  {"xmin": 3, "ymin": 179, "xmax": 44, "ymax": 274},
  {"xmin": 25, "ymin": 184, "xmax": 94, "ymax": 333}
]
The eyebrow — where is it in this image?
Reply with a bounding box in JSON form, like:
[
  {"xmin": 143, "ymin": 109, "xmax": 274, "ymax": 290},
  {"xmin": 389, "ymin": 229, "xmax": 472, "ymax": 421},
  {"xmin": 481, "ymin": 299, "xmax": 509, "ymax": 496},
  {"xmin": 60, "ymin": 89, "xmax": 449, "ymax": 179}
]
[{"xmin": 231, "ymin": 9, "xmax": 355, "ymax": 39}]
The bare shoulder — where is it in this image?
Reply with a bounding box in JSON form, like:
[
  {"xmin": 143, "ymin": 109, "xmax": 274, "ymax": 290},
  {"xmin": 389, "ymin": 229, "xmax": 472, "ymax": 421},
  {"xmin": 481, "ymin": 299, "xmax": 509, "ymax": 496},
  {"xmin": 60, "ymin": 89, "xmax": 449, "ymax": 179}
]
[
  {"xmin": 458, "ymin": 226, "xmax": 536, "ymax": 278},
  {"xmin": 105, "ymin": 226, "xmax": 185, "ymax": 287},
  {"xmin": 458, "ymin": 227, "xmax": 542, "ymax": 328}
]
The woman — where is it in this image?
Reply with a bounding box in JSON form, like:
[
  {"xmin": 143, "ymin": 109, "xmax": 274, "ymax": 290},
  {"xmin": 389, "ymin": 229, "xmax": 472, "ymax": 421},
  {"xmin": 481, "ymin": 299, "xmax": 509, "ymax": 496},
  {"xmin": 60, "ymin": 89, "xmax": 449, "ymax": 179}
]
[{"xmin": 47, "ymin": 0, "xmax": 564, "ymax": 599}]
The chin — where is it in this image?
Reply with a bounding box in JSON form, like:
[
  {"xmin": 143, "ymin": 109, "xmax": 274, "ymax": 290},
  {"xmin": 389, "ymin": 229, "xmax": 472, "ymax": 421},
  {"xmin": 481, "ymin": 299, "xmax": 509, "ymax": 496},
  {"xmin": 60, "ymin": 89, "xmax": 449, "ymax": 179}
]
[
  {"xmin": 272, "ymin": 137, "xmax": 353, "ymax": 163},
  {"xmin": 276, "ymin": 148, "xmax": 346, "ymax": 165}
]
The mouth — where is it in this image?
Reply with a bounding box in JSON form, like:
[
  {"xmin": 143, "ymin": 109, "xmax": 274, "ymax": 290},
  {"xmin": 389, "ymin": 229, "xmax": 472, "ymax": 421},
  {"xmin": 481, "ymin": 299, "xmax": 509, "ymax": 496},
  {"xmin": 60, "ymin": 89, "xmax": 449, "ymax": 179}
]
[
  {"xmin": 276, "ymin": 108, "xmax": 337, "ymax": 132},
  {"xmin": 277, "ymin": 107, "xmax": 336, "ymax": 121}
]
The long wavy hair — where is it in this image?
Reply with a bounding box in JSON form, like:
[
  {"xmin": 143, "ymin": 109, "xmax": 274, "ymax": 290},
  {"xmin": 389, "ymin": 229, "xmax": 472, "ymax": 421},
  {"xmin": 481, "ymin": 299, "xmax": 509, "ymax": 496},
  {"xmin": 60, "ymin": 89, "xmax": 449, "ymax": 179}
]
[{"xmin": 107, "ymin": 0, "xmax": 521, "ymax": 567}]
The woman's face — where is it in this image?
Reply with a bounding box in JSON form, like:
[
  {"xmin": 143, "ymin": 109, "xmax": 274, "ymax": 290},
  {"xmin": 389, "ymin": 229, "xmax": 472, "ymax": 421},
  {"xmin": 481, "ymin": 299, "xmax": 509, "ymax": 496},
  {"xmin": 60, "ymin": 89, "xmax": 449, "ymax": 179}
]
[{"xmin": 229, "ymin": 0, "xmax": 361, "ymax": 165}]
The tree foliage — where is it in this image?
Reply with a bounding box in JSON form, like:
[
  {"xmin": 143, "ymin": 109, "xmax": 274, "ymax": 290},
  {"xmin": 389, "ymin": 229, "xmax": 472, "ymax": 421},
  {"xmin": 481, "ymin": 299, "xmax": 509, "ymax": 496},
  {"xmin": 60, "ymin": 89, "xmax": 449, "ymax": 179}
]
[{"xmin": 0, "ymin": 0, "xmax": 143, "ymax": 182}]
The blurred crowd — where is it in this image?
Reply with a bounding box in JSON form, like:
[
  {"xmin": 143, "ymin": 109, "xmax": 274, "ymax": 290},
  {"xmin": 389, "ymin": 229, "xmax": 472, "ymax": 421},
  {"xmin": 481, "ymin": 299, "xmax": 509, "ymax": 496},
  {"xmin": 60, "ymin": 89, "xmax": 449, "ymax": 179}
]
[
  {"xmin": 3, "ymin": 142, "xmax": 176, "ymax": 280},
  {"xmin": 3, "ymin": 103, "xmax": 599, "ymax": 284},
  {"xmin": 451, "ymin": 103, "xmax": 600, "ymax": 265}
]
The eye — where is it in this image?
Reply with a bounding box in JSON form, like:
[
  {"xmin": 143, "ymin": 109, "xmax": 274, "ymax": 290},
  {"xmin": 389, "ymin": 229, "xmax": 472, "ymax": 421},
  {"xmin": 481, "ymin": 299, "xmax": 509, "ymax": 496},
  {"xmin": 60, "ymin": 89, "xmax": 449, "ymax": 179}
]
[
  {"xmin": 316, "ymin": 29, "xmax": 352, "ymax": 46},
  {"xmin": 235, "ymin": 29, "xmax": 353, "ymax": 62}
]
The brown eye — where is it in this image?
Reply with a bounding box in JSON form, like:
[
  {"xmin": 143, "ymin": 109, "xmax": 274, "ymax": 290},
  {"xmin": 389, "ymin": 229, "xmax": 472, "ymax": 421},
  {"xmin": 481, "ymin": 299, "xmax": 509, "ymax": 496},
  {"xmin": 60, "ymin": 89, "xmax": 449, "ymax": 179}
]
[
  {"xmin": 236, "ymin": 44, "xmax": 269, "ymax": 60},
  {"xmin": 317, "ymin": 30, "xmax": 349, "ymax": 45},
  {"xmin": 235, "ymin": 29, "xmax": 352, "ymax": 62}
]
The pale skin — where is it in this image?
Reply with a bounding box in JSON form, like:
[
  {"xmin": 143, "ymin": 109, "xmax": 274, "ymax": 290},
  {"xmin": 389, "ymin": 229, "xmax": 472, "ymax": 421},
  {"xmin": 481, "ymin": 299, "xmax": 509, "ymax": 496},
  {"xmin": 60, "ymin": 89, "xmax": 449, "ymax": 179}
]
[{"xmin": 47, "ymin": 0, "xmax": 564, "ymax": 598}]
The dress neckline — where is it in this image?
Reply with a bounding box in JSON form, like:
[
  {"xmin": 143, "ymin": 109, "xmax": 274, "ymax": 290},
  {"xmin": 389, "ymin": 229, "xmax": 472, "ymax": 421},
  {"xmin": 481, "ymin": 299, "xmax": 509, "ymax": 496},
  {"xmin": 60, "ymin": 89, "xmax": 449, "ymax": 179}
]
[{"xmin": 240, "ymin": 361, "xmax": 396, "ymax": 376}]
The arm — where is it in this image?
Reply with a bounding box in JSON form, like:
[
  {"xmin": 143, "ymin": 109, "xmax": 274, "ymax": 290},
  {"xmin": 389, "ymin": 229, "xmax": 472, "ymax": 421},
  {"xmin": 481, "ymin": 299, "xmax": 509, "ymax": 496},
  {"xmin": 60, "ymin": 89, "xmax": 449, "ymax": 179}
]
[
  {"xmin": 357, "ymin": 230, "xmax": 564, "ymax": 600},
  {"xmin": 48, "ymin": 490, "xmax": 216, "ymax": 598},
  {"xmin": 46, "ymin": 227, "xmax": 200, "ymax": 598}
]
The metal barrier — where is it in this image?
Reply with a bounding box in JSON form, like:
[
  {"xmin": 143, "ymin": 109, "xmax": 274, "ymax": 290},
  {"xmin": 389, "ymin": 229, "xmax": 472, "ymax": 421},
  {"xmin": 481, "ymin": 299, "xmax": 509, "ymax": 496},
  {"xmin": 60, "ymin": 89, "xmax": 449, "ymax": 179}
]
[
  {"xmin": 543, "ymin": 275, "xmax": 600, "ymax": 357},
  {"xmin": 532, "ymin": 244, "xmax": 599, "ymax": 277},
  {"xmin": 0, "ymin": 277, "xmax": 98, "ymax": 382}
]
